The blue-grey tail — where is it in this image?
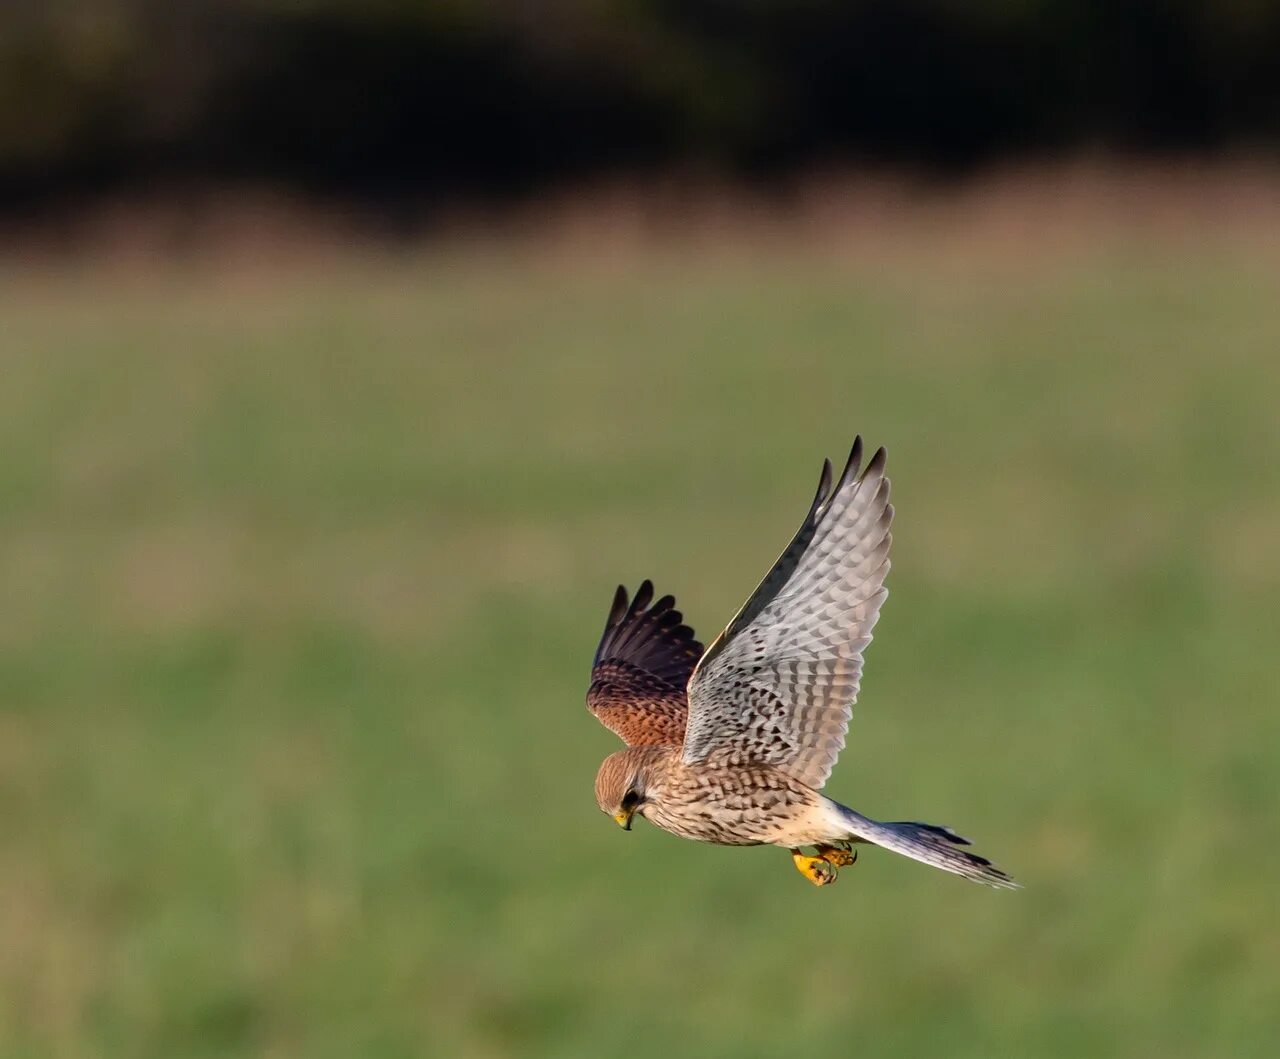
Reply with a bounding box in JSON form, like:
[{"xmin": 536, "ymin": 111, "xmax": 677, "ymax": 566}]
[{"xmin": 840, "ymin": 808, "xmax": 1020, "ymax": 889}]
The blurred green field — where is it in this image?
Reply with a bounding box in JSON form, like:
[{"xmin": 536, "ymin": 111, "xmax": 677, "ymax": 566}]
[{"xmin": 2, "ymin": 198, "xmax": 1279, "ymax": 1058}]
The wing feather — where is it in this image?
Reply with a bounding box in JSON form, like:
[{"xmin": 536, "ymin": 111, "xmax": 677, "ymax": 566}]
[
  {"xmin": 587, "ymin": 580, "xmax": 703, "ymax": 747},
  {"xmin": 682, "ymin": 438, "xmax": 893, "ymax": 789}
]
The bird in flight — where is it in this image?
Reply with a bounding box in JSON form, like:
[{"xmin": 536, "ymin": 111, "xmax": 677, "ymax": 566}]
[{"xmin": 587, "ymin": 438, "xmax": 1017, "ymax": 888}]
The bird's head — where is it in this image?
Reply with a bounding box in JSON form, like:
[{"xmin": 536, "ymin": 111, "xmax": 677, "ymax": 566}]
[{"xmin": 594, "ymin": 748, "xmax": 651, "ymax": 830}]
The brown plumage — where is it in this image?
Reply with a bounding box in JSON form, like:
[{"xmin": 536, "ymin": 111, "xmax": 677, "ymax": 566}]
[
  {"xmin": 587, "ymin": 583, "xmax": 702, "ymax": 747},
  {"xmin": 586, "ymin": 437, "xmax": 1018, "ymax": 888}
]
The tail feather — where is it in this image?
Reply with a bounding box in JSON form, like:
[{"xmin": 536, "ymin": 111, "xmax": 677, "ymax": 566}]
[{"xmin": 840, "ymin": 810, "xmax": 1019, "ymax": 889}]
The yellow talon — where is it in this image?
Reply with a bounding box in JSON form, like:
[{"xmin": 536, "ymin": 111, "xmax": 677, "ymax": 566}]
[
  {"xmin": 791, "ymin": 849, "xmax": 837, "ymax": 886},
  {"xmin": 816, "ymin": 843, "xmax": 858, "ymax": 868}
]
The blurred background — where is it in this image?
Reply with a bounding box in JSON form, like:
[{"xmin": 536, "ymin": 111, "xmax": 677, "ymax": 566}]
[{"xmin": 3, "ymin": 3, "xmax": 1280, "ymax": 1058}]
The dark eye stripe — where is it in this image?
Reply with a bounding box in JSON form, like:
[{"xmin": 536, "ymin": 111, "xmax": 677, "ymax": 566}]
[{"xmin": 621, "ymin": 789, "xmax": 640, "ymax": 810}]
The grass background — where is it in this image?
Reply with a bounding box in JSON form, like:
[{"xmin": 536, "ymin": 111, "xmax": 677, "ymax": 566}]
[{"xmin": 2, "ymin": 169, "xmax": 1279, "ymax": 1057}]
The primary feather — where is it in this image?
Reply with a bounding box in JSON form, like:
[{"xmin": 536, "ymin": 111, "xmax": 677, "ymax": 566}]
[{"xmin": 682, "ymin": 438, "xmax": 892, "ymax": 789}]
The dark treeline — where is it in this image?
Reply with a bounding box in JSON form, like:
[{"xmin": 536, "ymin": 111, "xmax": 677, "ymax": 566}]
[{"xmin": 4, "ymin": 1, "xmax": 1279, "ymax": 212}]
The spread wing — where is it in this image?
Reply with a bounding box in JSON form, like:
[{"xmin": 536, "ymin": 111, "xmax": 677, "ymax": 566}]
[
  {"xmin": 587, "ymin": 580, "xmax": 703, "ymax": 747},
  {"xmin": 682, "ymin": 438, "xmax": 892, "ymax": 789}
]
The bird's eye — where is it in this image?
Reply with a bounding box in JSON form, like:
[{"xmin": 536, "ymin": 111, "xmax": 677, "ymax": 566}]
[{"xmin": 621, "ymin": 789, "xmax": 640, "ymax": 811}]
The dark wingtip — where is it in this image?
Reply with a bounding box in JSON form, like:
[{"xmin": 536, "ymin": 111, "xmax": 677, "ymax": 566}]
[
  {"xmin": 812, "ymin": 457, "xmax": 834, "ymax": 511},
  {"xmin": 861, "ymin": 445, "xmax": 888, "ymax": 481},
  {"xmin": 591, "ymin": 578, "xmax": 705, "ymax": 696},
  {"xmin": 657, "ymin": 607, "xmax": 682, "ymax": 628},
  {"xmin": 830, "ymin": 434, "xmax": 864, "ymax": 494},
  {"xmin": 846, "ymin": 434, "xmax": 864, "ymax": 475},
  {"xmin": 632, "ymin": 579, "xmax": 655, "ymax": 614},
  {"xmin": 652, "ymin": 594, "xmax": 676, "ymax": 614},
  {"xmin": 608, "ymin": 584, "xmax": 629, "ymax": 626}
]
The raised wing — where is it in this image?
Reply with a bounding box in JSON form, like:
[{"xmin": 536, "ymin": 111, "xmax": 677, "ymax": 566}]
[
  {"xmin": 587, "ymin": 580, "xmax": 703, "ymax": 747},
  {"xmin": 682, "ymin": 438, "xmax": 892, "ymax": 789}
]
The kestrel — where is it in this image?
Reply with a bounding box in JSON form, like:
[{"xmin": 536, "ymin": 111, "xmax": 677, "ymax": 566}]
[{"xmin": 587, "ymin": 438, "xmax": 1017, "ymax": 888}]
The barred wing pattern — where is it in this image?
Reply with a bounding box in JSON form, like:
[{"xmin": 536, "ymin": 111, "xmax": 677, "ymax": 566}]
[
  {"xmin": 587, "ymin": 581, "xmax": 703, "ymax": 747},
  {"xmin": 683, "ymin": 439, "xmax": 892, "ymax": 790}
]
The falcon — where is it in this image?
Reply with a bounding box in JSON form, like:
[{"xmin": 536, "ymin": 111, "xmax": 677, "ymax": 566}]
[{"xmin": 587, "ymin": 438, "xmax": 1018, "ymax": 888}]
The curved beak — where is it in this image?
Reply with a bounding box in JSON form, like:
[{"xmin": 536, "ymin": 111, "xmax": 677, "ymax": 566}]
[{"xmin": 613, "ymin": 809, "xmax": 633, "ymax": 831}]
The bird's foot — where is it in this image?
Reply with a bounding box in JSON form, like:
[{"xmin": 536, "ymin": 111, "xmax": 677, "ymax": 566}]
[
  {"xmin": 816, "ymin": 843, "xmax": 858, "ymax": 868},
  {"xmin": 791, "ymin": 848, "xmax": 838, "ymax": 886}
]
